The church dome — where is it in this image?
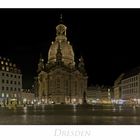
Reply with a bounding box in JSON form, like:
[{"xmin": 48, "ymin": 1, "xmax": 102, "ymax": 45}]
[{"xmin": 48, "ymin": 23, "xmax": 75, "ymax": 66}]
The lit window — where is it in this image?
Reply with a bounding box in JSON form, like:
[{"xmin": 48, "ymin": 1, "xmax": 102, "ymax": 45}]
[
  {"xmin": 6, "ymin": 94, "xmax": 9, "ymax": 98},
  {"xmin": 6, "ymin": 67, "xmax": 9, "ymax": 71},
  {"xmin": 23, "ymin": 98, "xmax": 27, "ymax": 102},
  {"xmin": 14, "ymin": 94, "xmax": 17, "ymax": 98},
  {"xmin": 73, "ymin": 98, "xmax": 76, "ymax": 102},
  {"xmin": 1, "ymin": 61, "xmax": 4, "ymax": 64},
  {"xmin": 9, "ymin": 63, "xmax": 12, "ymax": 66},
  {"xmin": 2, "ymin": 93, "xmax": 4, "ymax": 97},
  {"xmin": 2, "ymin": 66, "xmax": 5, "ymax": 70},
  {"xmin": 5, "ymin": 62, "xmax": 8, "ymax": 65}
]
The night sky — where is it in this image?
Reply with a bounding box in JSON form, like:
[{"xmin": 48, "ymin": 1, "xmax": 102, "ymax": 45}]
[{"xmin": 0, "ymin": 9, "xmax": 140, "ymax": 88}]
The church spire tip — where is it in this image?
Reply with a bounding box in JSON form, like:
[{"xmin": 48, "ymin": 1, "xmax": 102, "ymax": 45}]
[{"xmin": 60, "ymin": 13, "xmax": 63, "ymax": 23}]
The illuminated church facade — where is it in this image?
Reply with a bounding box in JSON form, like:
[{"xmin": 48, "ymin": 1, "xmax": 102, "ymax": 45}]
[{"xmin": 36, "ymin": 20, "xmax": 88, "ymax": 104}]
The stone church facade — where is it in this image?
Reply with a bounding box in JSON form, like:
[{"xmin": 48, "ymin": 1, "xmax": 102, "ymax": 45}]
[{"xmin": 36, "ymin": 21, "xmax": 88, "ymax": 104}]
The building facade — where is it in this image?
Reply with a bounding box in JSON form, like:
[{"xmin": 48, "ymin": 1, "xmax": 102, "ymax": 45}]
[
  {"xmin": 87, "ymin": 85, "xmax": 113, "ymax": 104},
  {"xmin": 121, "ymin": 67, "xmax": 140, "ymax": 101},
  {"xmin": 36, "ymin": 21, "xmax": 88, "ymax": 104},
  {"xmin": 20, "ymin": 89, "xmax": 35, "ymax": 105},
  {"xmin": 114, "ymin": 73, "xmax": 124, "ymax": 100},
  {"xmin": 114, "ymin": 67, "xmax": 140, "ymax": 104},
  {"xmin": 0, "ymin": 57, "xmax": 22, "ymax": 105}
]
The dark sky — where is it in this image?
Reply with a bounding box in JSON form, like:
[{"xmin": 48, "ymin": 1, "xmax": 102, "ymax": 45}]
[{"xmin": 0, "ymin": 9, "xmax": 140, "ymax": 88}]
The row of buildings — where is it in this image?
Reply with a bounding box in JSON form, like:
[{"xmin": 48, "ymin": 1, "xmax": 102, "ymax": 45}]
[
  {"xmin": 0, "ymin": 56, "xmax": 34, "ymax": 105},
  {"xmin": 86, "ymin": 85, "xmax": 113, "ymax": 104},
  {"xmin": 86, "ymin": 67, "xmax": 140, "ymax": 105},
  {"xmin": 0, "ymin": 18, "xmax": 140, "ymax": 105},
  {"xmin": 114, "ymin": 67, "xmax": 140, "ymax": 104}
]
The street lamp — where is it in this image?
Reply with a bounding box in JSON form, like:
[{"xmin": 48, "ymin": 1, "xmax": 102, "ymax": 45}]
[{"xmin": 23, "ymin": 98, "xmax": 27, "ymax": 106}]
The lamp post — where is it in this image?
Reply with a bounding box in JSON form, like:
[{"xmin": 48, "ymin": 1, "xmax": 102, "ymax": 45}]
[{"xmin": 23, "ymin": 98, "xmax": 27, "ymax": 107}]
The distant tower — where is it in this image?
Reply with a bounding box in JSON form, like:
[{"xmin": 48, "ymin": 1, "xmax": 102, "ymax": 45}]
[
  {"xmin": 37, "ymin": 53, "xmax": 44, "ymax": 73},
  {"xmin": 78, "ymin": 56, "xmax": 86, "ymax": 75},
  {"xmin": 36, "ymin": 53, "xmax": 46, "ymax": 99}
]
